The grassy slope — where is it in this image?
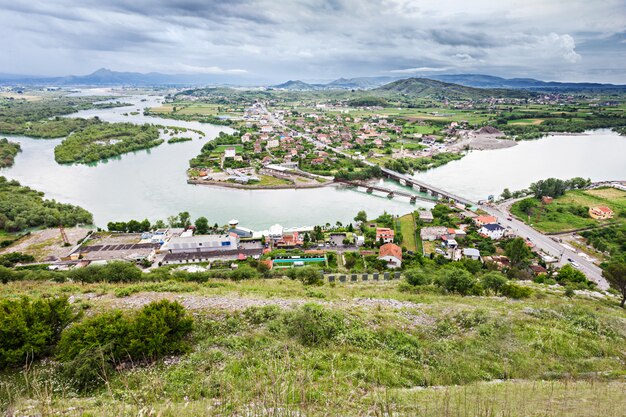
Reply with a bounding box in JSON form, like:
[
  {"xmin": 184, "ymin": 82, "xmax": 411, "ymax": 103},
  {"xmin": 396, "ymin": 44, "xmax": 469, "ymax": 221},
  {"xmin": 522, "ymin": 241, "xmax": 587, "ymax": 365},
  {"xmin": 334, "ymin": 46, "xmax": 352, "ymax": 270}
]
[
  {"xmin": 511, "ymin": 188, "xmax": 626, "ymax": 233},
  {"xmin": 398, "ymin": 213, "xmax": 417, "ymax": 252},
  {"xmin": 1, "ymin": 278, "xmax": 625, "ymax": 416}
]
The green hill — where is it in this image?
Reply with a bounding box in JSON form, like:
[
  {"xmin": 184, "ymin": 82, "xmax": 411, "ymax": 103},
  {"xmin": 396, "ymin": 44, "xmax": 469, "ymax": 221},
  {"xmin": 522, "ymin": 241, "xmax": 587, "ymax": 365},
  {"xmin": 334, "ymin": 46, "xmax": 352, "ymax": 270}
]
[{"xmin": 374, "ymin": 77, "xmax": 532, "ymax": 99}]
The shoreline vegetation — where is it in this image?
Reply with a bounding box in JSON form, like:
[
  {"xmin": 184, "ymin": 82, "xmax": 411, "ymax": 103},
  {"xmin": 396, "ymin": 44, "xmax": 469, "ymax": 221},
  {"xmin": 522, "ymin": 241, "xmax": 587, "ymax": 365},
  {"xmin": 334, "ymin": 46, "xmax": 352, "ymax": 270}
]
[
  {"xmin": 0, "ymin": 138, "xmax": 21, "ymax": 168},
  {"xmin": 187, "ymin": 178, "xmax": 335, "ymax": 190},
  {"xmin": 54, "ymin": 122, "xmax": 163, "ymax": 164},
  {"xmin": 0, "ymin": 176, "xmax": 93, "ymax": 233}
]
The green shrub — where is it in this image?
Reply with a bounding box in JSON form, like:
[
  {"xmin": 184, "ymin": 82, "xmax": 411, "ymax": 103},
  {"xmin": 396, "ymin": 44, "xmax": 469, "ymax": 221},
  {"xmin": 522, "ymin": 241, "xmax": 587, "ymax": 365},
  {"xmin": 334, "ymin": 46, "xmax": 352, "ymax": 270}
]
[
  {"xmin": 404, "ymin": 268, "xmax": 432, "ymax": 286},
  {"xmin": 68, "ymin": 261, "xmax": 142, "ymax": 283},
  {"xmin": 436, "ymin": 268, "xmax": 478, "ymax": 296},
  {"xmin": 230, "ymin": 266, "xmax": 259, "ymax": 281},
  {"xmin": 500, "ymin": 283, "xmax": 533, "ymax": 299},
  {"xmin": 0, "ymin": 296, "xmax": 74, "ymax": 368},
  {"xmin": 60, "ymin": 346, "xmax": 113, "ymax": 393},
  {"xmin": 57, "ymin": 300, "xmax": 193, "ymax": 391},
  {"xmin": 286, "ymin": 267, "xmax": 323, "ymax": 285},
  {"xmin": 282, "ymin": 303, "xmax": 345, "ymax": 346},
  {"xmin": 0, "ymin": 252, "xmax": 35, "ymax": 267},
  {"xmin": 481, "ymin": 272, "xmax": 508, "ymax": 295}
]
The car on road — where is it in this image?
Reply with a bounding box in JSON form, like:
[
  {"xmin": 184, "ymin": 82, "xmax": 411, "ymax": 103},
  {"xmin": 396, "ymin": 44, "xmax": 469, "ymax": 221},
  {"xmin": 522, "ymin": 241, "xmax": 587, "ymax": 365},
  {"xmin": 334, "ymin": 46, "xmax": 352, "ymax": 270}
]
[
  {"xmin": 507, "ymin": 216, "xmax": 512, "ymax": 221},
  {"xmin": 568, "ymin": 259, "xmax": 581, "ymax": 269}
]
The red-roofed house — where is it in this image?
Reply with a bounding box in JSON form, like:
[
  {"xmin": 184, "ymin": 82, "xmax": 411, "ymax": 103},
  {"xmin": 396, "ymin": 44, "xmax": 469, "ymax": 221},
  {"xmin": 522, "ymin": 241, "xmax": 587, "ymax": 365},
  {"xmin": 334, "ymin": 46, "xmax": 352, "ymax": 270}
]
[
  {"xmin": 378, "ymin": 243, "xmax": 402, "ymax": 269},
  {"xmin": 376, "ymin": 227, "xmax": 395, "ymax": 243},
  {"xmin": 589, "ymin": 206, "xmax": 614, "ymax": 220},
  {"xmin": 474, "ymin": 215, "xmax": 498, "ymax": 227}
]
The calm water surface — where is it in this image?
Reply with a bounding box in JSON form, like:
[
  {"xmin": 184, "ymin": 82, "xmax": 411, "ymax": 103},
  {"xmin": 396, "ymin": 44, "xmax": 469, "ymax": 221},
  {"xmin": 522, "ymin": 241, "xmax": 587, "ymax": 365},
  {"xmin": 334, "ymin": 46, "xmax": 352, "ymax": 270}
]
[{"xmin": 1, "ymin": 93, "xmax": 624, "ymax": 229}]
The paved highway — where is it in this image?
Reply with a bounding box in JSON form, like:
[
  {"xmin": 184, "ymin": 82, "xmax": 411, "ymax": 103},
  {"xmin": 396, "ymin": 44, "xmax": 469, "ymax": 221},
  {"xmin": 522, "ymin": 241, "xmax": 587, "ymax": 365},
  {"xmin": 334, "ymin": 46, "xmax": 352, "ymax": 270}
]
[{"xmin": 480, "ymin": 200, "xmax": 608, "ymax": 289}]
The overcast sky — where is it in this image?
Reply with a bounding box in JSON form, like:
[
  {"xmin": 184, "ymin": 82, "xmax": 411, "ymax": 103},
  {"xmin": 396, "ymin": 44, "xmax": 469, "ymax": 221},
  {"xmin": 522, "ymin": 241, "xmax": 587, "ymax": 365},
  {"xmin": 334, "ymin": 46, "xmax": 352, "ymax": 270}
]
[{"xmin": 1, "ymin": 0, "xmax": 624, "ymax": 83}]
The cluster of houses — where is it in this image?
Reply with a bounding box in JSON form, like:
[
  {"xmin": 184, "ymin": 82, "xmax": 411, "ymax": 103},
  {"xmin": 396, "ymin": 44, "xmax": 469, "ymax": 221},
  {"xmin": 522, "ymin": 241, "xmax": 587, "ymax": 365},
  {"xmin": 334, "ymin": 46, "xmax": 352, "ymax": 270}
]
[{"xmin": 420, "ymin": 215, "xmax": 510, "ymax": 262}]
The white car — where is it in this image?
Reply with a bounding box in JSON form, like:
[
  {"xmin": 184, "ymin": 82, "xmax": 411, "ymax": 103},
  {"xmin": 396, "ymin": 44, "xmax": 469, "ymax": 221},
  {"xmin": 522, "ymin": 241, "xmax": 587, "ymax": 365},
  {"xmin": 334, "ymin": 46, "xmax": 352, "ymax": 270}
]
[{"xmin": 568, "ymin": 259, "xmax": 581, "ymax": 269}]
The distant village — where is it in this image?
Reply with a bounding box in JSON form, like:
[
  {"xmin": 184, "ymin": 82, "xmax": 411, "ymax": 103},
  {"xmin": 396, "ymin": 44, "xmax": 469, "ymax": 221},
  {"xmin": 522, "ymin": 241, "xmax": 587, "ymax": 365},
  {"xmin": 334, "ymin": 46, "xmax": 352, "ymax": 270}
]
[{"xmin": 187, "ymin": 99, "xmax": 511, "ymax": 188}]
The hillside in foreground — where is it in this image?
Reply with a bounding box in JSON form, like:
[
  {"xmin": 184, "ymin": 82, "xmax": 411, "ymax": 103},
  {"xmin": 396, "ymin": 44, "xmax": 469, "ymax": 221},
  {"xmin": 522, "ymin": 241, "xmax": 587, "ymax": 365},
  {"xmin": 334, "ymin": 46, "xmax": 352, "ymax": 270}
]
[{"xmin": 1, "ymin": 274, "xmax": 624, "ymax": 416}]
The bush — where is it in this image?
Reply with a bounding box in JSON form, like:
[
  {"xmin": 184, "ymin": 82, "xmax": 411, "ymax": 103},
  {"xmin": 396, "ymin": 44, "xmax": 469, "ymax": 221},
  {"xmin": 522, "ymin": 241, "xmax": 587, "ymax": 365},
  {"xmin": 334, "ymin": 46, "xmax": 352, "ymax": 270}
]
[
  {"xmin": 500, "ymin": 283, "xmax": 533, "ymax": 299},
  {"xmin": 282, "ymin": 304, "xmax": 345, "ymax": 346},
  {"xmin": 60, "ymin": 346, "xmax": 113, "ymax": 393},
  {"xmin": 67, "ymin": 261, "xmax": 142, "ymax": 283},
  {"xmin": 481, "ymin": 272, "xmax": 508, "ymax": 295},
  {"xmin": 0, "ymin": 296, "xmax": 74, "ymax": 368},
  {"xmin": 287, "ymin": 267, "xmax": 323, "ymax": 285},
  {"xmin": 230, "ymin": 266, "xmax": 259, "ymax": 281},
  {"xmin": 0, "ymin": 252, "xmax": 35, "ymax": 267},
  {"xmin": 404, "ymin": 268, "xmax": 432, "ymax": 286},
  {"xmin": 57, "ymin": 300, "xmax": 193, "ymax": 391},
  {"xmin": 436, "ymin": 268, "xmax": 478, "ymax": 296}
]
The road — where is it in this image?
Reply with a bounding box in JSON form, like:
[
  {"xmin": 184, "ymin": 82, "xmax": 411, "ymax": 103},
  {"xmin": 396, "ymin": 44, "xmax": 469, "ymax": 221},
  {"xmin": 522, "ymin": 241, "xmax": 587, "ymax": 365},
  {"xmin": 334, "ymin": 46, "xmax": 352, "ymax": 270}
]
[
  {"xmin": 480, "ymin": 200, "xmax": 608, "ymax": 289},
  {"xmin": 260, "ymin": 102, "xmax": 609, "ymax": 289}
]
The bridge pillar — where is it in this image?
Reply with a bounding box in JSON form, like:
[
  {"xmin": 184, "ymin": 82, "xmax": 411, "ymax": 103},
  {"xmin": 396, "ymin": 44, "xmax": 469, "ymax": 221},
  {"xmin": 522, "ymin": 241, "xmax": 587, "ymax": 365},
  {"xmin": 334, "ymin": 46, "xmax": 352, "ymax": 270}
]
[
  {"xmin": 410, "ymin": 196, "xmax": 417, "ymax": 204},
  {"xmin": 420, "ymin": 187, "xmax": 428, "ymax": 193},
  {"xmin": 387, "ymin": 192, "xmax": 394, "ymax": 199},
  {"xmin": 366, "ymin": 187, "xmax": 373, "ymax": 193}
]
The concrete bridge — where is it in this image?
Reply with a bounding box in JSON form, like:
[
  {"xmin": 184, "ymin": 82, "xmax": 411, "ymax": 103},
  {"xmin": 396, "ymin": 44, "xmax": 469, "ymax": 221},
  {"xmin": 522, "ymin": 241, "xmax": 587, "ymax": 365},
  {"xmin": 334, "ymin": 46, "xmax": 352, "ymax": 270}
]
[
  {"xmin": 379, "ymin": 168, "xmax": 476, "ymax": 207},
  {"xmin": 335, "ymin": 179, "xmax": 435, "ymax": 204}
]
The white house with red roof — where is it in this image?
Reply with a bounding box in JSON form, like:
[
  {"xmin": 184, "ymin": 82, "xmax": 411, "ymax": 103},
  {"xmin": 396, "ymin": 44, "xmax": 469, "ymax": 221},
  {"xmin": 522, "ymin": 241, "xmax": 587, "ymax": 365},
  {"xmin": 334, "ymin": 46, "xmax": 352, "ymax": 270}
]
[{"xmin": 378, "ymin": 243, "xmax": 402, "ymax": 269}]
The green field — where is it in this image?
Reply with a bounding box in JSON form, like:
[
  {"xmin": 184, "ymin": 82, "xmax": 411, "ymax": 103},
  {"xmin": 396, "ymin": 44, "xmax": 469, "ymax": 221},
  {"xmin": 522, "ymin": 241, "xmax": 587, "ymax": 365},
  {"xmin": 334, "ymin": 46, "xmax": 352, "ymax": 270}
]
[
  {"xmin": 398, "ymin": 213, "xmax": 417, "ymax": 252},
  {"xmin": 511, "ymin": 188, "xmax": 626, "ymax": 233}
]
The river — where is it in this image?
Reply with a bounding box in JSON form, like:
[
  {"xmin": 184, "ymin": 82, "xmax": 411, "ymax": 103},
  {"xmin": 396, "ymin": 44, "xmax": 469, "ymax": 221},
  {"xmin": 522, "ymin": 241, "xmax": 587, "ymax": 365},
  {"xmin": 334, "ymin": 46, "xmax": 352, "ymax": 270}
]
[{"xmin": 1, "ymin": 93, "xmax": 624, "ymax": 230}]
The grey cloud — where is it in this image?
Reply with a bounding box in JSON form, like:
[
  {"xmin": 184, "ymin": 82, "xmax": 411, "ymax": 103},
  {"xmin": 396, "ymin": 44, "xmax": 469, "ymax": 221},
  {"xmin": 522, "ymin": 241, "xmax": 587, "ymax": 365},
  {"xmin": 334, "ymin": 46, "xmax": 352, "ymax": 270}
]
[{"xmin": 0, "ymin": 0, "xmax": 623, "ymax": 83}]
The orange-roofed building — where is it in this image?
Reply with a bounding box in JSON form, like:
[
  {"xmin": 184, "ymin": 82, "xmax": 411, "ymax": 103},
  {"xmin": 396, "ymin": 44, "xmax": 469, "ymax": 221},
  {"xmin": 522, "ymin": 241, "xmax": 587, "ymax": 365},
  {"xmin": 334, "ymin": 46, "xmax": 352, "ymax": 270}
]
[
  {"xmin": 589, "ymin": 206, "xmax": 614, "ymax": 220},
  {"xmin": 376, "ymin": 227, "xmax": 395, "ymax": 243},
  {"xmin": 378, "ymin": 243, "xmax": 402, "ymax": 269},
  {"xmin": 474, "ymin": 215, "xmax": 498, "ymax": 227}
]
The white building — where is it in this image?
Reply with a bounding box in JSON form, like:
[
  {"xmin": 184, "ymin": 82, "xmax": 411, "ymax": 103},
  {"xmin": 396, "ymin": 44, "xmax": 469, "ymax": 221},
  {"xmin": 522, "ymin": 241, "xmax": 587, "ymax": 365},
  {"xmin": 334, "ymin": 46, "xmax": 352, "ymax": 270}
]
[
  {"xmin": 161, "ymin": 234, "xmax": 239, "ymax": 253},
  {"xmin": 268, "ymin": 224, "xmax": 284, "ymax": 240},
  {"xmin": 224, "ymin": 147, "xmax": 236, "ymax": 158},
  {"xmin": 463, "ymin": 248, "xmax": 481, "ymax": 261},
  {"xmin": 479, "ymin": 223, "xmax": 506, "ymax": 240},
  {"xmin": 266, "ymin": 139, "xmax": 279, "ymax": 149}
]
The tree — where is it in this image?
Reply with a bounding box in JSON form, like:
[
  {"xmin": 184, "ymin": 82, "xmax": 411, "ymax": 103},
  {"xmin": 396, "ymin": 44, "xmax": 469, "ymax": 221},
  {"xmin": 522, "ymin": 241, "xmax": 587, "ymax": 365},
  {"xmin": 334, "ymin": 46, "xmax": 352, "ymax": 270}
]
[
  {"xmin": 153, "ymin": 219, "xmax": 166, "ymax": 229},
  {"xmin": 557, "ymin": 264, "xmax": 587, "ymax": 285},
  {"xmin": 481, "ymin": 272, "xmax": 507, "ymax": 295},
  {"xmin": 436, "ymin": 268, "xmax": 477, "ymax": 296},
  {"xmin": 354, "ymin": 210, "xmax": 367, "ymax": 223},
  {"xmin": 405, "ymin": 268, "xmax": 432, "ymax": 286},
  {"xmin": 517, "ymin": 198, "xmax": 538, "ymax": 215},
  {"xmin": 603, "ymin": 261, "xmax": 626, "ymax": 308},
  {"xmin": 178, "ymin": 212, "xmax": 191, "ymax": 229},
  {"xmin": 505, "ymin": 238, "xmax": 531, "ymax": 268},
  {"xmin": 167, "ymin": 215, "xmax": 179, "ymax": 228},
  {"xmin": 501, "ymin": 188, "xmax": 512, "ymax": 200},
  {"xmin": 195, "ymin": 217, "xmax": 209, "ymax": 235}
]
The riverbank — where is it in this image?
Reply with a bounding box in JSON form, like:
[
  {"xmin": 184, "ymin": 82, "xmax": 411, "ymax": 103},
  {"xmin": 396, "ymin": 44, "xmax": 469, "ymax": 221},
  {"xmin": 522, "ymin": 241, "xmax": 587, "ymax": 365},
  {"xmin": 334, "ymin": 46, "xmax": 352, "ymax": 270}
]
[{"xmin": 187, "ymin": 178, "xmax": 335, "ymax": 190}]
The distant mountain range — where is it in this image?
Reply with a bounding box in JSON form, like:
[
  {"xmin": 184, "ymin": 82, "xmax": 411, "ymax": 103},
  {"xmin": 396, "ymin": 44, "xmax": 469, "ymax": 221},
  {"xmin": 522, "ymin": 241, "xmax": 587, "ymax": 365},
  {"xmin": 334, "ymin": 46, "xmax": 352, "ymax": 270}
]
[
  {"xmin": 1, "ymin": 68, "xmax": 624, "ymax": 92},
  {"xmin": 272, "ymin": 74, "xmax": 626, "ymax": 91},
  {"xmin": 0, "ymin": 68, "xmax": 253, "ymax": 87}
]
